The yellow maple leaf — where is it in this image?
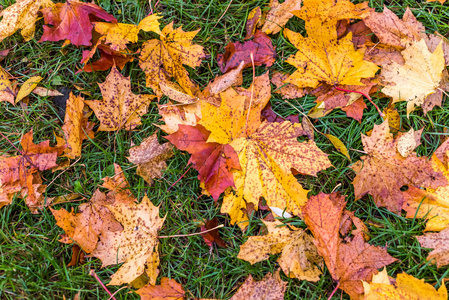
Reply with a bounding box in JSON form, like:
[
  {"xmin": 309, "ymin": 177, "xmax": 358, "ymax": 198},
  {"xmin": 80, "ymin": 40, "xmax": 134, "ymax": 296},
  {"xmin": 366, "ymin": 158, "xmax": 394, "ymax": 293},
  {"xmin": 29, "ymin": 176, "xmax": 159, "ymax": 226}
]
[
  {"xmin": 284, "ymin": 20, "xmax": 378, "ymax": 88},
  {"xmin": 91, "ymin": 195, "xmax": 165, "ymax": 285},
  {"xmin": 0, "ymin": 0, "xmax": 54, "ymax": 42},
  {"xmin": 85, "ymin": 66, "xmax": 156, "ymax": 131},
  {"xmin": 139, "ymin": 22, "xmax": 205, "ymax": 96},
  {"xmin": 238, "ymin": 220, "xmax": 323, "ymax": 281},
  {"xmin": 363, "ymin": 272, "xmax": 447, "ymax": 299},
  {"xmin": 93, "ymin": 14, "xmax": 162, "ymax": 51},
  {"xmin": 381, "ymin": 39, "xmax": 446, "ymax": 116}
]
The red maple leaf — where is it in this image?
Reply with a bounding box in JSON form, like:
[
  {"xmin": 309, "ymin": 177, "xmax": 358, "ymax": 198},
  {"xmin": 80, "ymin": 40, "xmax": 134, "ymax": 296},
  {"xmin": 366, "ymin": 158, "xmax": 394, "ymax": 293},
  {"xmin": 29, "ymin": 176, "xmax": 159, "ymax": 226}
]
[
  {"xmin": 39, "ymin": 0, "xmax": 116, "ymax": 46},
  {"xmin": 166, "ymin": 124, "xmax": 241, "ymax": 200}
]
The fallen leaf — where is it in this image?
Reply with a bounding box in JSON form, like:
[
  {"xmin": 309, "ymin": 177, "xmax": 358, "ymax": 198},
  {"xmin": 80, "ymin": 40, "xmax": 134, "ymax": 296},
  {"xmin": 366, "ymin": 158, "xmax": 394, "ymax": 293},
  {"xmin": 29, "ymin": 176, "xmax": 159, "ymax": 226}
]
[
  {"xmin": 60, "ymin": 93, "xmax": 95, "ymax": 159},
  {"xmin": 157, "ymin": 102, "xmax": 200, "ymax": 134},
  {"xmin": 397, "ymin": 128, "xmax": 420, "ymax": 158},
  {"xmin": 127, "ymin": 133, "xmax": 174, "ymax": 186},
  {"xmin": 271, "ymin": 72, "xmax": 307, "ymax": 99},
  {"xmin": 166, "ymin": 124, "xmax": 240, "ymax": 200},
  {"xmin": 261, "ymin": 0, "xmax": 302, "ymax": 35},
  {"xmin": 260, "ymin": 103, "xmax": 299, "ymax": 124},
  {"xmin": 416, "ymin": 227, "xmax": 449, "ymax": 268},
  {"xmin": 284, "ymin": 20, "xmax": 378, "ymax": 88},
  {"xmin": 200, "ymin": 218, "xmax": 228, "ymax": 248},
  {"xmin": 39, "ymin": 0, "xmax": 116, "ymax": 46},
  {"xmin": 362, "ymin": 42, "xmax": 405, "ymax": 66},
  {"xmin": 159, "ymin": 80, "xmax": 197, "ymax": 104},
  {"xmin": 363, "ymin": 6, "xmax": 425, "ymax": 48},
  {"xmin": 32, "ymin": 87, "xmax": 63, "ymax": 97},
  {"xmin": 351, "ymin": 119, "xmax": 447, "ymax": 213},
  {"xmin": 229, "ymin": 269, "xmax": 287, "ymax": 300},
  {"xmin": 0, "ymin": 0, "xmax": 54, "ymax": 42},
  {"xmin": 85, "ymin": 66, "xmax": 156, "ymax": 131},
  {"xmin": 217, "ymin": 30, "xmax": 276, "ymax": 73},
  {"xmin": 51, "ymin": 189, "xmax": 123, "ymax": 253},
  {"xmin": 363, "ymin": 272, "xmax": 448, "ymax": 299},
  {"xmin": 81, "ymin": 43, "xmax": 134, "ymax": 73},
  {"xmin": 238, "ymin": 220, "xmax": 323, "ymax": 281},
  {"xmin": 139, "ymin": 22, "xmax": 205, "ymax": 96},
  {"xmin": 91, "ymin": 195, "xmax": 165, "ymax": 285},
  {"xmin": 207, "ymin": 61, "xmax": 244, "ymax": 95},
  {"xmin": 245, "ymin": 7, "xmax": 261, "ymax": 40},
  {"xmin": 381, "ymin": 39, "xmax": 446, "ymax": 116},
  {"xmin": 303, "ymin": 192, "xmax": 397, "ymax": 299},
  {"xmin": 136, "ymin": 277, "xmax": 185, "ymax": 300},
  {"xmin": 93, "ymin": 14, "xmax": 162, "ymax": 51},
  {"xmin": 425, "ymin": 34, "xmax": 449, "ymax": 65},
  {"xmin": 67, "ymin": 244, "xmax": 85, "ymax": 267},
  {"xmin": 337, "ymin": 20, "xmax": 373, "ymax": 47},
  {"xmin": 382, "ymin": 101, "xmax": 401, "ymax": 133},
  {"xmin": 324, "ymin": 133, "xmax": 351, "ymax": 160},
  {"xmin": 0, "ymin": 66, "xmax": 14, "ymax": 104}
]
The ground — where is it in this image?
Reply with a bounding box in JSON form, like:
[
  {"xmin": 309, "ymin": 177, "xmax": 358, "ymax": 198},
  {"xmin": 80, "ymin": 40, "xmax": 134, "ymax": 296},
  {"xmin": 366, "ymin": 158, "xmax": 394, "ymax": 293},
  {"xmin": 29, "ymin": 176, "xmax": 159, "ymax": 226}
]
[{"xmin": 0, "ymin": 0, "xmax": 449, "ymax": 299}]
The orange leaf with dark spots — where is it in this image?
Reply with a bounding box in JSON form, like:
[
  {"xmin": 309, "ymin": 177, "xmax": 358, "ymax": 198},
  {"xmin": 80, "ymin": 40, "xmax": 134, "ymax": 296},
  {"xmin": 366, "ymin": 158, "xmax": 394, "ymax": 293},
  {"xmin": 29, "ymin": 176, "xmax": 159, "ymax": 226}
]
[
  {"xmin": 166, "ymin": 124, "xmax": 240, "ymax": 200},
  {"xmin": 136, "ymin": 277, "xmax": 185, "ymax": 300}
]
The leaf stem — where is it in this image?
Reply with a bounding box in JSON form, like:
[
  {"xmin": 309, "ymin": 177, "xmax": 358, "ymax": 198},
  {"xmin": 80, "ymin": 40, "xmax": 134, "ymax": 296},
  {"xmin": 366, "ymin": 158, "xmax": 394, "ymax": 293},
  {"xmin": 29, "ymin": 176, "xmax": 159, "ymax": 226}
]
[
  {"xmin": 89, "ymin": 269, "xmax": 117, "ymax": 300},
  {"xmin": 158, "ymin": 224, "xmax": 224, "ymax": 238},
  {"xmin": 167, "ymin": 165, "xmax": 193, "ymax": 191},
  {"xmin": 333, "ymin": 85, "xmax": 384, "ymax": 118},
  {"xmin": 327, "ymin": 282, "xmax": 340, "ymax": 300}
]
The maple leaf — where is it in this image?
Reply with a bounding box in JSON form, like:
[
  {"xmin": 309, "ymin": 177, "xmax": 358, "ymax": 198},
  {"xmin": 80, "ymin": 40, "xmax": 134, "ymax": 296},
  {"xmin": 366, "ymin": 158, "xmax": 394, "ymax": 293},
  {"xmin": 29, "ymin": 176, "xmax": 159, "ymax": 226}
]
[
  {"xmin": 217, "ymin": 30, "xmax": 276, "ymax": 73},
  {"xmin": 238, "ymin": 220, "xmax": 323, "ymax": 281},
  {"xmin": 363, "ymin": 271, "xmax": 448, "ymax": 299},
  {"xmin": 363, "ymin": 7, "xmax": 425, "ymax": 48},
  {"xmin": 85, "ymin": 66, "xmax": 156, "ymax": 131},
  {"xmin": 293, "ymin": 0, "xmax": 372, "ymax": 27},
  {"xmin": 59, "ymin": 93, "xmax": 95, "ymax": 159},
  {"xmin": 39, "ymin": 0, "xmax": 117, "ymax": 46},
  {"xmin": 284, "ymin": 20, "xmax": 378, "ymax": 88},
  {"xmin": 80, "ymin": 43, "xmax": 134, "ymax": 73},
  {"xmin": 271, "ymin": 72, "xmax": 307, "ymax": 100},
  {"xmin": 0, "ymin": 0, "xmax": 54, "ymax": 42},
  {"xmin": 93, "ymin": 14, "xmax": 162, "ymax": 51},
  {"xmin": 0, "ymin": 66, "xmax": 15, "ymax": 105},
  {"xmin": 303, "ymin": 192, "xmax": 397, "ymax": 299},
  {"xmin": 50, "ymin": 189, "xmax": 123, "ymax": 253},
  {"xmin": 136, "ymin": 278, "xmax": 185, "ymax": 300},
  {"xmin": 200, "ymin": 218, "xmax": 228, "ymax": 248},
  {"xmin": 139, "ymin": 22, "xmax": 205, "ymax": 96},
  {"xmin": 224, "ymin": 121, "xmax": 332, "ymax": 228},
  {"xmin": 260, "ymin": 0, "xmax": 302, "ymax": 35},
  {"xmin": 166, "ymin": 124, "xmax": 240, "ymax": 200},
  {"xmin": 91, "ymin": 195, "xmax": 165, "ymax": 285},
  {"xmin": 245, "ymin": 7, "xmax": 261, "ymax": 40},
  {"xmin": 381, "ymin": 39, "xmax": 447, "ymax": 116},
  {"xmin": 127, "ymin": 133, "xmax": 174, "ymax": 186},
  {"xmin": 229, "ymin": 270, "xmax": 287, "ymax": 300},
  {"xmin": 351, "ymin": 119, "xmax": 447, "ymax": 213},
  {"xmin": 157, "ymin": 102, "xmax": 200, "ymax": 134}
]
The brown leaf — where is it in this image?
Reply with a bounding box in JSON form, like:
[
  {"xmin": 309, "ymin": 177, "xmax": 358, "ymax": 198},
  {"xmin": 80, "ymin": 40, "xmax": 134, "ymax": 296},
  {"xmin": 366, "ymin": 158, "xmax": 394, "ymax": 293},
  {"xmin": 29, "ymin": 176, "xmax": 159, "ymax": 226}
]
[
  {"xmin": 416, "ymin": 227, "xmax": 449, "ymax": 268},
  {"xmin": 85, "ymin": 66, "xmax": 155, "ymax": 131},
  {"xmin": 136, "ymin": 277, "xmax": 185, "ymax": 300},
  {"xmin": 67, "ymin": 244, "xmax": 85, "ymax": 267},
  {"xmin": 229, "ymin": 269, "xmax": 287, "ymax": 300},
  {"xmin": 127, "ymin": 133, "xmax": 174, "ymax": 186},
  {"xmin": 217, "ymin": 30, "xmax": 276, "ymax": 73},
  {"xmin": 363, "ymin": 6, "xmax": 425, "ymax": 48},
  {"xmin": 351, "ymin": 119, "xmax": 447, "ymax": 212},
  {"xmin": 271, "ymin": 72, "xmax": 307, "ymax": 99},
  {"xmin": 337, "ymin": 20, "xmax": 373, "ymax": 47},
  {"xmin": 80, "ymin": 43, "xmax": 134, "ymax": 73},
  {"xmin": 362, "ymin": 42, "xmax": 405, "ymax": 66},
  {"xmin": 261, "ymin": 0, "xmax": 302, "ymax": 35},
  {"xmin": 200, "ymin": 218, "xmax": 228, "ymax": 248}
]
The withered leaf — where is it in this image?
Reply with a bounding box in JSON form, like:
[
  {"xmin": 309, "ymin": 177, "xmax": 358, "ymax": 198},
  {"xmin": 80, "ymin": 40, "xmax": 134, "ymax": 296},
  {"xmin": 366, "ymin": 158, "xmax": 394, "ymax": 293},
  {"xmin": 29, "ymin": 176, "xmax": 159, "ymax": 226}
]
[
  {"xmin": 136, "ymin": 277, "xmax": 185, "ymax": 300},
  {"xmin": 245, "ymin": 7, "xmax": 261, "ymax": 40},
  {"xmin": 271, "ymin": 72, "xmax": 307, "ymax": 100},
  {"xmin": 229, "ymin": 269, "xmax": 287, "ymax": 300},
  {"xmin": 80, "ymin": 43, "xmax": 134, "ymax": 73},
  {"xmin": 127, "ymin": 133, "xmax": 174, "ymax": 186},
  {"xmin": 217, "ymin": 30, "xmax": 276, "ymax": 73},
  {"xmin": 157, "ymin": 101, "xmax": 200, "ymax": 134},
  {"xmin": 85, "ymin": 66, "xmax": 156, "ymax": 131},
  {"xmin": 91, "ymin": 195, "xmax": 165, "ymax": 285},
  {"xmin": 416, "ymin": 227, "xmax": 449, "ymax": 268},
  {"xmin": 200, "ymin": 218, "xmax": 228, "ymax": 248},
  {"xmin": 261, "ymin": 0, "xmax": 302, "ymax": 35},
  {"xmin": 351, "ymin": 119, "xmax": 447, "ymax": 213},
  {"xmin": 166, "ymin": 124, "xmax": 240, "ymax": 200},
  {"xmin": 0, "ymin": 66, "xmax": 14, "ymax": 105}
]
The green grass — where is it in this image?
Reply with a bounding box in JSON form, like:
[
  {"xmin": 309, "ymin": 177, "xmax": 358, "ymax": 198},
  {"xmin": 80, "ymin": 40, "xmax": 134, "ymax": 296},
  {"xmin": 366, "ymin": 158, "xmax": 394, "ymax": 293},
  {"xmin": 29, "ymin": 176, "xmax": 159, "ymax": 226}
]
[{"xmin": 0, "ymin": 0, "xmax": 449, "ymax": 299}]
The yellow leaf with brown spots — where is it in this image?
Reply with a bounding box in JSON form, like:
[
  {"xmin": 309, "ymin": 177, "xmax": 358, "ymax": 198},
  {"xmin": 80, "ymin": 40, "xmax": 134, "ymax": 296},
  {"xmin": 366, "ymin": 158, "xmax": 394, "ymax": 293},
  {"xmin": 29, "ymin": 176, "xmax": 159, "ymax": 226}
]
[
  {"xmin": 0, "ymin": 66, "xmax": 14, "ymax": 104},
  {"xmin": 127, "ymin": 133, "xmax": 174, "ymax": 186},
  {"xmin": 93, "ymin": 14, "xmax": 162, "ymax": 51},
  {"xmin": 229, "ymin": 269, "xmax": 287, "ymax": 300},
  {"xmin": 381, "ymin": 39, "xmax": 446, "ymax": 116},
  {"xmin": 60, "ymin": 93, "xmax": 95, "ymax": 159},
  {"xmin": 139, "ymin": 22, "xmax": 205, "ymax": 96},
  {"xmin": 238, "ymin": 220, "xmax": 323, "ymax": 281},
  {"xmin": 157, "ymin": 101, "xmax": 201, "ymax": 134},
  {"xmin": 91, "ymin": 195, "xmax": 165, "ymax": 285},
  {"xmin": 223, "ymin": 121, "xmax": 332, "ymax": 229},
  {"xmin": 363, "ymin": 272, "xmax": 448, "ymax": 300},
  {"xmin": 261, "ymin": 0, "xmax": 302, "ymax": 35},
  {"xmin": 284, "ymin": 20, "xmax": 378, "ymax": 88},
  {"xmin": 0, "ymin": 0, "xmax": 54, "ymax": 42},
  {"xmin": 85, "ymin": 66, "xmax": 156, "ymax": 131}
]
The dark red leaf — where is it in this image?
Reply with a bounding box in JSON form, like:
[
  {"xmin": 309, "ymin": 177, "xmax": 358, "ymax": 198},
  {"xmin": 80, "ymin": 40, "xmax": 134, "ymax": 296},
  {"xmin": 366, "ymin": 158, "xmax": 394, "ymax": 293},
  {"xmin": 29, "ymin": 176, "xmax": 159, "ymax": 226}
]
[{"xmin": 200, "ymin": 218, "xmax": 228, "ymax": 248}]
